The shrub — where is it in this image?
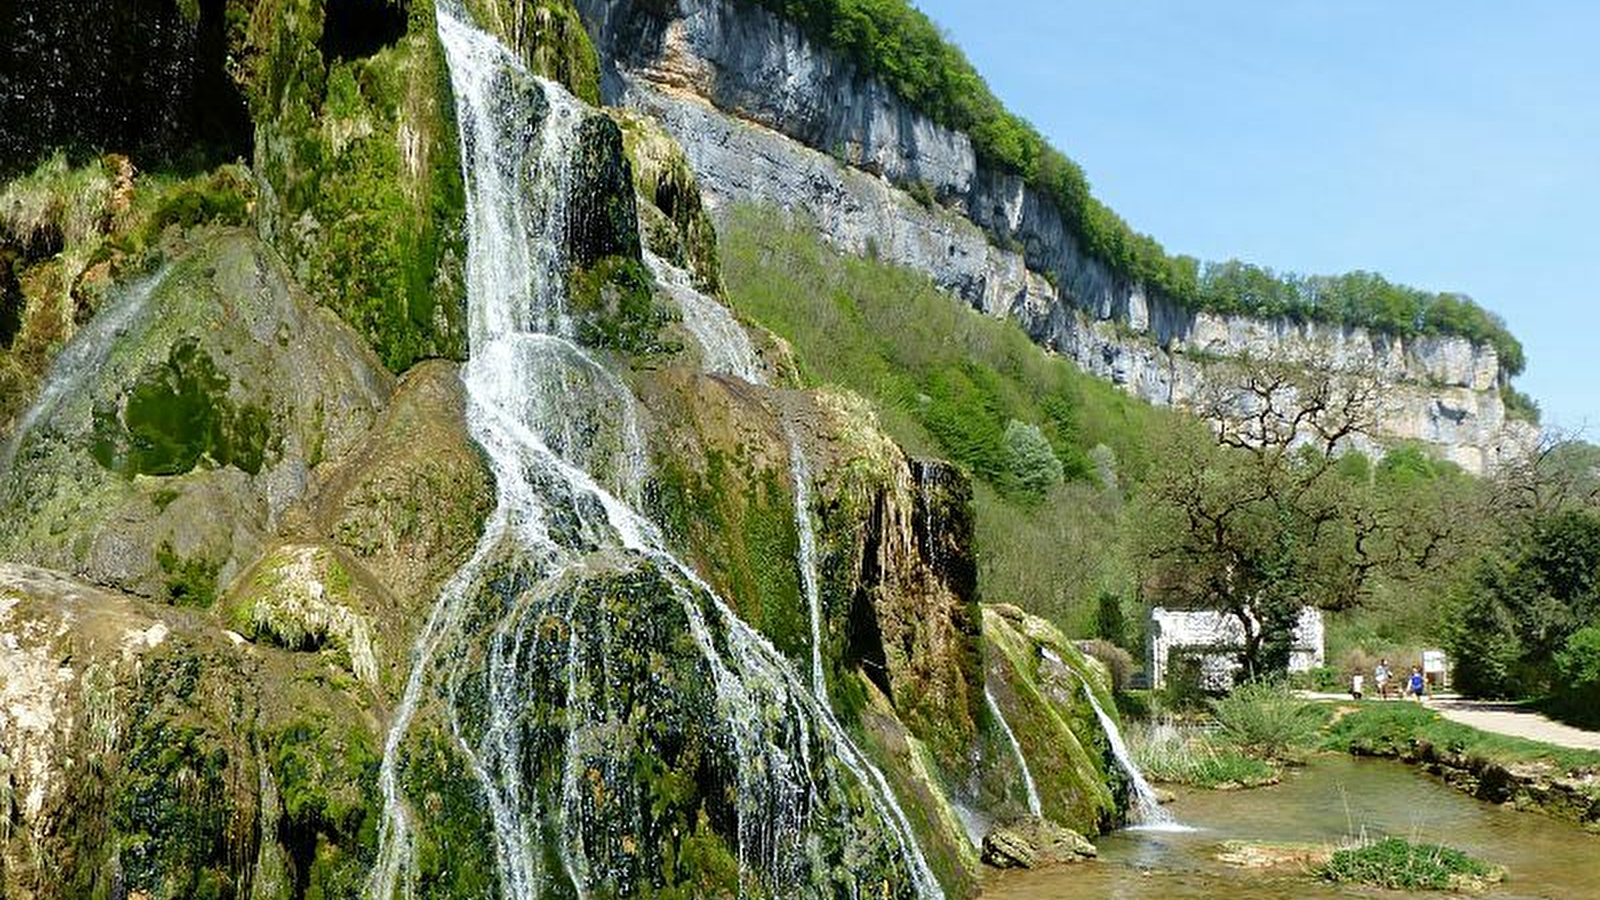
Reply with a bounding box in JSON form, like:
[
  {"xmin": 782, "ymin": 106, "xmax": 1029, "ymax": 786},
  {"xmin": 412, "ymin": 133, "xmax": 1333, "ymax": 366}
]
[
  {"xmin": 1208, "ymin": 681, "xmax": 1325, "ymax": 761},
  {"xmin": 1078, "ymin": 638, "xmax": 1134, "ymax": 691},
  {"xmin": 1322, "ymin": 838, "xmax": 1498, "ymax": 891},
  {"xmin": 1000, "ymin": 418, "xmax": 1063, "ymax": 499},
  {"xmin": 1550, "ymin": 626, "xmax": 1600, "ymax": 729}
]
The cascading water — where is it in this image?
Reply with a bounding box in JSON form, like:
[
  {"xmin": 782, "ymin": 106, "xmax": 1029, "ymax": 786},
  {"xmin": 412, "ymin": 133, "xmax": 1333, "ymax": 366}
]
[
  {"xmin": 643, "ymin": 251, "xmax": 761, "ymax": 383},
  {"xmin": 644, "ymin": 250, "xmax": 831, "ymax": 702},
  {"xmin": 0, "ymin": 266, "xmax": 165, "ymax": 475},
  {"xmin": 1066, "ymin": 658, "xmax": 1191, "ymax": 832},
  {"xmin": 983, "ymin": 687, "xmax": 1042, "ymax": 817},
  {"xmin": 369, "ymin": 6, "xmax": 944, "ymax": 898}
]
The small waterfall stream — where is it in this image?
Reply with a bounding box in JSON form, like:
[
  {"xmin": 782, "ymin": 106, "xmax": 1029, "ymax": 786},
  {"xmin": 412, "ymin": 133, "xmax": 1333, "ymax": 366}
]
[
  {"xmin": 0, "ymin": 266, "xmax": 166, "ymax": 474},
  {"xmin": 1078, "ymin": 682, "xmax": 1187, "ymax": 832},
  {"xmin": 984, "ymin": 687, "xmax": 1042, "ymax": 817},
  {"xmin": 1040, "ymin": 648, "xmax": 1187, "ymax": 831},
  {"xmin": 370, "ymin": 6, "xmax": 944, "ymax": 898}
]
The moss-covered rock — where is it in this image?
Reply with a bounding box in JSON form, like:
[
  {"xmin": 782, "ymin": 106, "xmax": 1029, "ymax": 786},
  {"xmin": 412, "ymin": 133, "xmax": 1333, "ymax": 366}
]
[
  {"xmin": 0, "ymin": 563, "xmax": 383, "ymax": 900},
  {"xmin": 237, "ymin": 0, "xmax": 468, "ymax": 370},
  {"xmin": 0, "ymin": 154, "xmax": 258, "ymax": 439},
  {"xmin": 981, "ymin": 604, "xmax": 1122, "ymax": 835},
  {"xmin": 465, "ymin": 0, "xmax": 603, "ymax": 104},
  {"xmin": 616, "ymin": 111, "xmax": 723, "ymax": 292},
  {"xmin": 313, "ymin": 361, "xmax": 494, "ymax": 680},
  {"xmin": 0, "ymin": 228, "xmax": 392, "ymax": 602}
]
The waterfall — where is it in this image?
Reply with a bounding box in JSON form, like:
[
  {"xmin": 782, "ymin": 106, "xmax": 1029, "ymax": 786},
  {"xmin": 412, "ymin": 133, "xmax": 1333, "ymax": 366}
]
[
  {"xmin": 983, "ymin": 687, "xmax": 1042, "ymax": 817},
  {"xmin": 1037, "ymin": 647, "xmax": 1187, "ymax": 831},
  {"xmin": 786, "ymin": 424, "xmax": 830, "ymax": 699},
  {"xmin": 645, "ymin": 249, "xmax": 829, "ymax": 702},
  {"xmin": 369, "ymin": 6, "xmax": 944, "ymax": 898},
  {"xmin": 0, "ymin": 266, "xmax": 165, "ymax": 475},
  {"xmin": 1075, "ymin": 679, "xmax": 1190, "ymax": 832},
  {"xmin": 643, "ymin": 250, "xmax": 761, "ymax": 382}
]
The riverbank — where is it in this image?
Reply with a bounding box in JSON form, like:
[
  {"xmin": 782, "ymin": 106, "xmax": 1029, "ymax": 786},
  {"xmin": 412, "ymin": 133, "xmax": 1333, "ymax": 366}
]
[
  {"xmin": 983, "ymin": 755, "xmax": 1600, "ymax": 900},
  {"xmin": 1321, "ymin": 702, "xmax": 1600, "ymax": 829}
]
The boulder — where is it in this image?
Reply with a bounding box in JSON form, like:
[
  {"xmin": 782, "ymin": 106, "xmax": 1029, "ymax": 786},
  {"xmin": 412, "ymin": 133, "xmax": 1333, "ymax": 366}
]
[{"xmin": 981, "ymin": 816, "xmax": 1097, "ymax": 869}]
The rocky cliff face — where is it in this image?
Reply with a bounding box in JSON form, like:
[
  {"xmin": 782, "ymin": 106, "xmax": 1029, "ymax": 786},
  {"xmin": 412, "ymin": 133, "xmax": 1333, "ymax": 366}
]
[{"xmin": 574, "ymin": 0, "xmax": 1539, "ymax": 474}]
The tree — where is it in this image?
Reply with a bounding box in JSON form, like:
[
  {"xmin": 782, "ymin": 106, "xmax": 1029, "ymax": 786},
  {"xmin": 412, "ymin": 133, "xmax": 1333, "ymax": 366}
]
[
  {"xmin": 1136, "ymin": 358, "xmax": 1433, "ymax": 678},
  {"xmin": 1000, "ymin": 418, "xmax": 1063, "ymax": 499}
]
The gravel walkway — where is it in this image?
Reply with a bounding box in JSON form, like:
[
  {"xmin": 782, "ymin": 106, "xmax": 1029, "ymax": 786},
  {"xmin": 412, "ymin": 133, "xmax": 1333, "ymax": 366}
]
[{"xmin": 1425, "ymin": 697, "xmax": 1600, "ymax": 752}]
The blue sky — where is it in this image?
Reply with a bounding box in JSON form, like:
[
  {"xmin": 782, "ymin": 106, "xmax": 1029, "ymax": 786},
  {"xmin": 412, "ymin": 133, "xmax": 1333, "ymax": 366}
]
[{"xmin": 911, "ymin": 1, "xmax": 1599, "ymax": 435}]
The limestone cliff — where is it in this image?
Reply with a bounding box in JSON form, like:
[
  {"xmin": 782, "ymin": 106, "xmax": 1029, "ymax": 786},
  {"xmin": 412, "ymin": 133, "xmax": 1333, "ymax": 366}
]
[{"xmin": 574, "ymin": 0, "xmax": 1539, "ymax": 474}]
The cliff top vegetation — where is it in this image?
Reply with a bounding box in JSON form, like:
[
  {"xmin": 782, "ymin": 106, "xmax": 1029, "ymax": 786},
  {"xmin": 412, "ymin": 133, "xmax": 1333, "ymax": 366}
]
[{"xmin": 739, "ymin": 0, "xmax": 1526, "ymax": 377}]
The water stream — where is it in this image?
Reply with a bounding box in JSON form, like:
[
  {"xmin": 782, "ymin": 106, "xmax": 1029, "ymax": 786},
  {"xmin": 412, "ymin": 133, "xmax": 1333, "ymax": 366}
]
[
  {"xmin": 1080, "ymin": 682, "xmax": 1184, "ymax": 831},
  {"xmin": 984, "ymin": 688, "xmax": 1042, "ymax": 817},
  {"xmin": 982, "ymin": 755, "xmax": 1600, "ymax": 900},
  {"xmin": 0, "ymin": 265, "xmax": 166, "ymax": 474},
  {"xmin": 369, "ymin": 7, "xmax": 943, "ymax": 898}
]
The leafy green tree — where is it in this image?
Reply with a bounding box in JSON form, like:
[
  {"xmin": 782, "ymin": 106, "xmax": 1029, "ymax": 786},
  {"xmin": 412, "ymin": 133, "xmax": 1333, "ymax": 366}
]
[
  {"xmin": 1136, "ymin": 359, "xmax": 1444, "ymax": 677},
  {"xmin": 1000, "ymin": 418, "xmax": 1063, "ymax": 499}
]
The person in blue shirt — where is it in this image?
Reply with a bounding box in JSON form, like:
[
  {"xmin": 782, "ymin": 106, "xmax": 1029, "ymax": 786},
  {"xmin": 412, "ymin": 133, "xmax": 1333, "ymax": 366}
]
[{"xmin": 1407, "ymin": 664, "xmax": 1426, "ymax": 701}]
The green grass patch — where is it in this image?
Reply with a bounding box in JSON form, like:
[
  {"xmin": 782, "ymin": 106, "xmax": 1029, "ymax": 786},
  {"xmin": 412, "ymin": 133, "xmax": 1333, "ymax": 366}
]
[
  {"xmin": 1127, "ymin": 721, "xmax": 1279, "ymax": 789},
  {"xmin": 1321, "ymin": 702, "xmax": 1600, "ymax": 772},
  {"xmin": 1321, "ymin": 837, "xmax": 1499, "ymax": 892}
]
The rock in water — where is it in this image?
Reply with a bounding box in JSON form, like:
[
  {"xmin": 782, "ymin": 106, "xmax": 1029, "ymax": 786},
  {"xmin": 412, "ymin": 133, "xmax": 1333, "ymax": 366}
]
[{"xmin": 981, "ymin": 816, "xmax": 1097, "ymax": 869}]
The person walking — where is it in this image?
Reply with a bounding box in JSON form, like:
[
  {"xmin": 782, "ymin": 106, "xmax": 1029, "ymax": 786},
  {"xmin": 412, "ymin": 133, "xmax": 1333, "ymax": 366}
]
[
  {"xmin": 1375, "ymin": 659, "xmax": 1392, "ymax": 700},
  {"xmin": 1408, "ymin": 664, "xmax": 1426, "ymax": 702}
]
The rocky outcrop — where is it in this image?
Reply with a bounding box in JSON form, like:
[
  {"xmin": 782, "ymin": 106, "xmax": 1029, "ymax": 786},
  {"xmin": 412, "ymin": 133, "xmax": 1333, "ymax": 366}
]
[
  {"xmin": 980, "ymin": 817, "xmax": 1097, "ymax": 869},
  {"xmin": 0, "ymin": 228, "xmax": 393, "ymax": 603},
  {"xmin": 575, "ymin": 0, "xmax": 1539, "ymax": 474}
]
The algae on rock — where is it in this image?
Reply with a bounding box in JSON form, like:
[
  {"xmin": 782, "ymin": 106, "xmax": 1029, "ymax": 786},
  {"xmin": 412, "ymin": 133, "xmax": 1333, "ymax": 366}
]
[{"xmin": 0, "ymin": 229, "xmax": 392, "ymax": 603}]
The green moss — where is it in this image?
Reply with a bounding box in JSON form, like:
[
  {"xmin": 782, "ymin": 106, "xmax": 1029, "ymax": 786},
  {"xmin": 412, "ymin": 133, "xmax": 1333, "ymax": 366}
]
[
  {"xmin": 270, "ymin": 714, "xmax": 380, "ymax": 898},
  {"xmin": 156, "ymin": 541, "xmax": 221, "ymax": 608},
  {"xmin": 570, "ymin": 255, "xmax": 679, "ymax": 356},
  {"xmin": 467, "ymin": 0, "xmax": 602, "ymax": 105},
  {"xmin": 242, "ymin": 0, "xmax": 467, "ymax": 371},
  {"xmin": 617, "ymin": 113, "xmax": 724, "ymax": 292},
  {"xmin": 90, "ymin": 337, "xmax": 278, "ymax": 477}
]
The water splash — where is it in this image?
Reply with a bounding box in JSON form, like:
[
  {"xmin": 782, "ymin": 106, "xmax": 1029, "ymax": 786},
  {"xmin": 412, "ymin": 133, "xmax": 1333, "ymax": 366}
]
[
  {"xmin": 368, "ymin": 6, "xmax": 945, "ymax": 898},
  {"xmin": 984, "ymin": 687, "xmax": 1042, "ymax": 817}
]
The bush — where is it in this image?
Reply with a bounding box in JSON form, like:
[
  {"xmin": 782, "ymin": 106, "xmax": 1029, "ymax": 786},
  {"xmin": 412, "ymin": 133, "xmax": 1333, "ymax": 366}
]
[
  {"xmin": 1322, "ymin": 838, "xmax": 1498, "ymax": 891},
  {"xmin": 1077, "ymin": 638, "xmax": 1134, "ymax": 691},
  {"xmin": 1000, "ymin": 418, "xmax": 1063, "ymax": 499},
  {"xmin": 1208, "ymin": 681, "xmax": 1325, "ymax": 761},
  {"xmin": 1550, "ymin": 626, "xmax": 1600, "ymax": 729}
]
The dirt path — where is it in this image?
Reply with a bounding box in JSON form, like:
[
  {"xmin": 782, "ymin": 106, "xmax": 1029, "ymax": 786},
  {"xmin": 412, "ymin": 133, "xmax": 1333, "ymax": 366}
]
[{"xmin": 1427, "ymin": 697, "xmax": 1600, "ymax": 752}]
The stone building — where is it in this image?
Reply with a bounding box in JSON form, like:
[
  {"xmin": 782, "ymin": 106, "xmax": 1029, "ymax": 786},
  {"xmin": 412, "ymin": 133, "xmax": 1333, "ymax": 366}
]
[{"xmin": 1147, "ymin": 606, "xmax": 1325, "ymax": 690}]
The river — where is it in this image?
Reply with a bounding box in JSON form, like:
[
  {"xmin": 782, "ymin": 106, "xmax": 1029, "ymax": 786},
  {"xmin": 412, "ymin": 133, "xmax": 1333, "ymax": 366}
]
[{"xmin": 982, "ymin": 755, "xmax": 1599, "ymax": 900}]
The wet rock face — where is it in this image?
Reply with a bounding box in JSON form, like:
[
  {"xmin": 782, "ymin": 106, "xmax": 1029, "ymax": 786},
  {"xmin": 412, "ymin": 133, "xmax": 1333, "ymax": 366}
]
[
  {"xmin": 0, "ymin": 229, "xmax": 393, "ymax": 603},
  {"xmin": 0, "ymin": 0, "xmax": 252, "ymax": 176}
]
